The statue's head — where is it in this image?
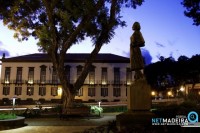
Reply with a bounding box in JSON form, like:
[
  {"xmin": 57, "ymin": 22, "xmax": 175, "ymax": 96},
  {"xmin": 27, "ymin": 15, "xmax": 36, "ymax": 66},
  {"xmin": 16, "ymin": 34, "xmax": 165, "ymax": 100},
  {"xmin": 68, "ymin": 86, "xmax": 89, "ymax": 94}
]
[{"xmin": 132, "ymin": 22, "xmax": 141, "ymax": 31}]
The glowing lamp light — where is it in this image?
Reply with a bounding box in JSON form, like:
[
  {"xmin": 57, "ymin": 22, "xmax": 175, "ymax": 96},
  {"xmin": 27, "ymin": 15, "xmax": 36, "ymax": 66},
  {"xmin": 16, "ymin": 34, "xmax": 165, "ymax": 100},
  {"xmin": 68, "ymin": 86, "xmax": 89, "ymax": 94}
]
[
  {"xmin": 102, "ymin": 81, "xmax": 107, "ymax": 85},
  {"xmin": 180, "ymin": 86, "xmax": 185, "ymax": 92},
  {"xmin": 167, "ymin": 91, "xmax": 172, "ymax": 96},
  {"xmin": 98, "ymin": 101, "xmax": 101, "ymax": 108},
  {"xmin": 90, "ymin": 81, "xmax": 94, "ymax": 85},
  {"xmin": 151, "ymin": 91, "xmax": 156, "ymax": 96},
  {"xmin": 11, "ymin": 96, "xmax": 17, "ymax": 112},
  {"xmin": 127, "ymin": 81, "xmax": 131, "ymax": 85},
  {"xmin": 58, "ymin": 88, "xmax": 62, "ymax": 96},
  {"xmin": 5, "ymin": 80, "xmax": 9, "ymax": 84},
  {"xmin": 28, "ymin": 80, "xmax": 33, "ymax": 84}
]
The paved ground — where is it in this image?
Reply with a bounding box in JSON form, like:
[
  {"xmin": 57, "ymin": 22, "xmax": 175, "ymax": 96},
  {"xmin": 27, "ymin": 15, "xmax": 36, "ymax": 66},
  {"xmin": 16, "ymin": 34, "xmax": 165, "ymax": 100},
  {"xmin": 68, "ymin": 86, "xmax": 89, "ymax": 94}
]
[{"xmin": 0, "ymin": 113, "xmax": 119, "ymax": 133}]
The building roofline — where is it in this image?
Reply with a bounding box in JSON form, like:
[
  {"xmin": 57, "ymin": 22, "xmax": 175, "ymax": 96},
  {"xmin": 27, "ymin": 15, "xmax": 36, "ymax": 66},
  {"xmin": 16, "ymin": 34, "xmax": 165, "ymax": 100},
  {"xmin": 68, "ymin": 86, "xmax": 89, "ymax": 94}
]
[{"xmin": 1, "ymin": 53, "xmax": 130, "ymax": 63}]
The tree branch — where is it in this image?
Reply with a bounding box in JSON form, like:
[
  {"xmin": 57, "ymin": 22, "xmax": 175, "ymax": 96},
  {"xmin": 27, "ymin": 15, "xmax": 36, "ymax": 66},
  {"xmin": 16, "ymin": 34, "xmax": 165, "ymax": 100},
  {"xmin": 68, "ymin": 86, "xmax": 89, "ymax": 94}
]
[
  {"xmin": 73, "ymin": 0, "xmax": 118, "ymax": 91},
  {"xmin": 61, "ymin": 0, "xmax": 105, "ymax": 54}
]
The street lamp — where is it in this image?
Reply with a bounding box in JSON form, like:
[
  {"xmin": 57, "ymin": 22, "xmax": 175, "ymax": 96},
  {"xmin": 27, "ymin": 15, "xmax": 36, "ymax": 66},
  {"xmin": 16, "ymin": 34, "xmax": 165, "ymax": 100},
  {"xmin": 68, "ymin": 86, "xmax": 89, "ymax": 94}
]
[
  {"xmin": 151, "ymin": 91, "xmax": 156, "ymax": 100},
  {"xmin": 167, "ymin": 91, "xmax": 172, "ymax": 99},
  {"xmin": 180, "ymin": 86, "xmax": 185, "ymax": 92},
  {"xmin": 11, "ymin": 96, "xmax": 17, "ymax": 114},
  {"xmin": 98, "ymin": 101, "xmax": 101, "ymax": 108}
]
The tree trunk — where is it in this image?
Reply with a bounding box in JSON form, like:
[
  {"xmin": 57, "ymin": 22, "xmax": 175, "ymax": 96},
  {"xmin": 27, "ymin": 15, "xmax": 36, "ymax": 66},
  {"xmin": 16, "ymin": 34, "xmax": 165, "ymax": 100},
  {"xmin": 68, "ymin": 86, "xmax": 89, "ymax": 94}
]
[{"xmin": 62, "ymin": 90, "xmax": 75, "ymax": 113}]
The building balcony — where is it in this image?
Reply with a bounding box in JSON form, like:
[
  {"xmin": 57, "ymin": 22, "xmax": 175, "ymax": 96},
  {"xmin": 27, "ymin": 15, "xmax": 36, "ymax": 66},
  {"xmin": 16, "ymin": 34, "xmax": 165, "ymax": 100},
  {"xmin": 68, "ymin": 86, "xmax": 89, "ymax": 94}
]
[{"xmin": 1, "ymin": 79, "xmax": 133, "ymax": 86}]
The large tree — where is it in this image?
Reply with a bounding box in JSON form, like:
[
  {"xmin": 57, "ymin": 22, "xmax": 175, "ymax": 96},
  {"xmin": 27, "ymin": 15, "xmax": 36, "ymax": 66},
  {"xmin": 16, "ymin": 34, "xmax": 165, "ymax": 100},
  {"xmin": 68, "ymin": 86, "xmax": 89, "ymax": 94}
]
[
  {"xmin": 0, "ymin": 0, "xmax": 143, "ymax": 110},
  {"xmin": 182, "ymin": 0, "xmax": 200, "ymax": 26}
]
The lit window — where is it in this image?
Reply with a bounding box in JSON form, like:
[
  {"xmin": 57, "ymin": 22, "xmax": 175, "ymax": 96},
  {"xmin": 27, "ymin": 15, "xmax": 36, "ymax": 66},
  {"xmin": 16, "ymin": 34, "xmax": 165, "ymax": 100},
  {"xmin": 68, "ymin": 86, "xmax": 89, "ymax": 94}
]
[
  {"xmin": 4, "ymin": 67, "xmax": 11, "ymax": 84},
  {"xmin": 51, "ymin": 87, "xmax": 58, "ymax": 96},
  {"xmin": 28, "ymin": 67, "xmax": 34, "ymax": 84},
  {"xmin": 16, "ymin": 67, "xmax": 22, "ymax": 83},
  {"xmin": 101, "ymin": 68, "xmax": 108, "ymax": 85},
  {"xmin": 77, "ymin": 88, "xmax": 83, "ymax": 96},
  {"xmin": 39, "ymin": 87, "xmax": 46, "ymax": 96},
  {"xmin": 15, "ymin": 87, "xmax": 22, "ymax": 96},
  {"xmin": 101, "ymin": 88, "xmax": 108, "ymax": 97},
  {"xmin": 88, "ymin": 88, "xmax": 95, "ymax": 97},
  {"xmin": 3, "ymin": 87, "xmax": 10, "ymax": 95},
  {"xmin": 114, "ymin": 68, "xmax": 120, "ymax": 84},
  {"xmin": 27, "ymin": 87, "xmax": 34, "ymax": 96},
  {"xmin": 113, "ymin": 88, "xmax": 121, "ymax": 97}
]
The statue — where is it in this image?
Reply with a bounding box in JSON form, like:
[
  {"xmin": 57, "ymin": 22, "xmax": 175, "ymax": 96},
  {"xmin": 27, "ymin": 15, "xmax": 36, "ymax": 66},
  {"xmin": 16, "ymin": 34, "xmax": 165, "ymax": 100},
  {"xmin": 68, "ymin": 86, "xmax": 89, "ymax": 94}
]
[{"xmin": 130, "ymin": 22, "xmax": 145, "ymax": 79}]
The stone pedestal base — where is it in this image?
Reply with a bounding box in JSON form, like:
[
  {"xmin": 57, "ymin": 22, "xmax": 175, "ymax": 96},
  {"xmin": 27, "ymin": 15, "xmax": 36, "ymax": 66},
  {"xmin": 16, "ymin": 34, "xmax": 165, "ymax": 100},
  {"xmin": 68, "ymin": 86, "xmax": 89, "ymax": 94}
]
[
  {"xmin": 116, "ymin": 111, "xmax": 155, "ymax": 130},
  {"xmin": 128, "ymin": 78, "xmax": 151, "ymax": 111},
  {"xmin": 116, "ymin": 78, "xmax": 154, "ymax": 130}
]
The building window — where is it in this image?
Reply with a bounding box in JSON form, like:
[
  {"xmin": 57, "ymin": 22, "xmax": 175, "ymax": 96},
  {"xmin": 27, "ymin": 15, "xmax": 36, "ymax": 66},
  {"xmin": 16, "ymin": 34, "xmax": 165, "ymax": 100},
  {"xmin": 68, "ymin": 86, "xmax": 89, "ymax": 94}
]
[
  {"xmin": 88, "ymin": 88, "xmax": 95, "ymax": 97},
  {"xmin": 126, "ymin": 68, "xmax": 132, "ymax": 85},
  {"xmin": 65, "ymin": 65, "xmax": 71, "ymax": 83},
  {"xmin": 52, "ymin": 68, "xmax": 58, "ymax": 84},
  {"xmin": 77, "ymin": 65, "xmax": 83, "ymax": 79},
  {"xmin": 101, "ymin": 88, "xmax": 108, "ymax": 97},
  {"xmin": 51, "ymin": 87, "xmax": 58, "ymax": 96},
  {"xmin": 101, "ymin": 67, "xmax": 108, "ymax": 85},
  {"xmin": 27, "ymin": 87, "xmax": 34, "ymax": 96},
  {"xmin": 89, "ymin": 66, "xmax": 95, "ymax": 85},
  {"xmin": 15, "ymin": 87, "xmax": 22, "ymax": 95},
  {"xmin": 113, "ymin": 88, "xmax": 121, "ymax": 97},
  {"xmin": 4, "ymin": 67, "xmax": 11, "ymax": 84},
  {"xmin": 39, "ymin": 87, "xmax": 46, "ymax": 96},
  {"xmin": 28, "ymin": 67, "xmax": 34, "ymax": 84},
  {"xmin": 77, "ymin": 88, "xmax": 83, "ymax": 96},
  {"xmin": 3, "ymin": 87, "xmax": 10, "ymax": 95},
  {"xmin": 114, "ymin": 68, "xmax": 120, "ymax": 84},
  {"xmin": 16, "ymin": 67, "xmax": 22, "ymax": 83},
  {"xmin": 40, "ymin": 65, "xmax": 46, "ymax": 84}
]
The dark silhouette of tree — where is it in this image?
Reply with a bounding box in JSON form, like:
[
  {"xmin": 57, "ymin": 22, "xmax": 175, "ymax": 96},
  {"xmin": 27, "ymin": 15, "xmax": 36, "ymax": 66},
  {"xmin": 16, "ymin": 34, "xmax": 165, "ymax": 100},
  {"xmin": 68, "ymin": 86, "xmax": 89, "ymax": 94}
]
[
  {"xmin": 145, "ymin": 55, "xmax": 200, "ymax": 92},
  {"xmin": 145, "ymin": 56, "xmax": 176, "ymax": 92},
  {"xmin": 0, "ymin": 0, "xmax": 144, "ymax": 109},
  {"xmin": 181, "ymin": 0, "xmax": 200, "ymax": 26}
]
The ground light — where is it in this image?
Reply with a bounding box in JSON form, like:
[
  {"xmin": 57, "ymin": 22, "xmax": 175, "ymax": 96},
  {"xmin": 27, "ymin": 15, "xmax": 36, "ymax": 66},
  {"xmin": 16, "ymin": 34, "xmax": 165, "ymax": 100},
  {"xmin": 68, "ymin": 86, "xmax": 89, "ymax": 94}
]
[
  {"xmin": 151, "ymin": 91, "xmax": 156, "ymax": 100},
  {"xmin": 98, "ymin": 101, "xmax": 101, "ymax": 108},
  {"xmin": 11, "ymin": 96, "xmax": 17, "ymax": 113},
  {"xmin": 167, "ymin": 91, "xmax": 172, "ymax": 99}
]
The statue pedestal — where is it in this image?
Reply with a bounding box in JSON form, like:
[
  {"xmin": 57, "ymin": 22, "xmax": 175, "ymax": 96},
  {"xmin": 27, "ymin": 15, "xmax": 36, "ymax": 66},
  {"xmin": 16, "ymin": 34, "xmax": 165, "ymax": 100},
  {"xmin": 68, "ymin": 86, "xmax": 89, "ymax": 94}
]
[
  {"xmin": 128, "ymin": 78, "xmax": 151, "ymax": 111},
  {"xmin": 116, "ymin": 78, "xmax": 155, "ymax": 130}
]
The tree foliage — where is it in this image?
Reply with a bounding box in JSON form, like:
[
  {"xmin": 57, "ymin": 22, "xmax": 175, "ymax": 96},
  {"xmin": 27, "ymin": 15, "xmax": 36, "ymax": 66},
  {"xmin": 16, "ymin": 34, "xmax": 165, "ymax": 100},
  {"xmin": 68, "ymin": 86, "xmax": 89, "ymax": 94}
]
[
  {"xmin": 144, "ymin": 55, "xmax": 200, "ymax": 92},
  {"xmin": 0, "ymin": 0, "xmax": 144, "ymax": 108},
  {"xmin": 182, "ymin": 0, "xmax": 200, "ymax": 26}
]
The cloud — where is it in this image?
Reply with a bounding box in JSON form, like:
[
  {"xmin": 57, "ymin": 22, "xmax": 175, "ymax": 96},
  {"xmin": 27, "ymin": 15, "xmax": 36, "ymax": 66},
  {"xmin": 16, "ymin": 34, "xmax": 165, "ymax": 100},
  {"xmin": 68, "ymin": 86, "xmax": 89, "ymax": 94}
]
[
  {"xmin": 122, "ymin": 51, "xmax": 129, "ymax": 58},
  {"xmin": 122, "ymin": 48, "xmax": 152, "ymax": 65},
  {"xmin": 0, "ymin": 50, "xmax": 10, "ymax": 57},
  {"xmin": 0, "ymin": 41, "xmax": 10, "ymax": 57},
  {"xmin": 141, "ymin": 48, "xmax": 152, "ymax": 65},
  {"xmin": 155, "ymin": 42, "xmax": 165, "ymax": 48}
]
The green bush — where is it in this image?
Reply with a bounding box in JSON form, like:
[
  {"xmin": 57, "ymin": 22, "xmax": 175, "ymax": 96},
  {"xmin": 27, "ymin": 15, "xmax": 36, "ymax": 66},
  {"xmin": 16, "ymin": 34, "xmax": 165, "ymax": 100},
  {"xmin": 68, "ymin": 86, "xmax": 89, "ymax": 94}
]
[
  {"xmin": 103, "ymin": 106, "xmax": 127, "ymax": 113},
  {"xmin": 0, "ymin": 113, "xmax": 16, "ymax": 120},
  {"xmin": 90, "ymin": 105, "xmax": 103, "ymax": 115}
]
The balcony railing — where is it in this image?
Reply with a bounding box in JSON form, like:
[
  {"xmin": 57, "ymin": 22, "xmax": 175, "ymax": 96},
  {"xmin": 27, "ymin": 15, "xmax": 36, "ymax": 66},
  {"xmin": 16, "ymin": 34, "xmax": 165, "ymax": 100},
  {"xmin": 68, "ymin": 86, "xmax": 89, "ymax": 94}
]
[{"xmin": 1, "ymin": 79, "xmax": 133, "ymax": 86}]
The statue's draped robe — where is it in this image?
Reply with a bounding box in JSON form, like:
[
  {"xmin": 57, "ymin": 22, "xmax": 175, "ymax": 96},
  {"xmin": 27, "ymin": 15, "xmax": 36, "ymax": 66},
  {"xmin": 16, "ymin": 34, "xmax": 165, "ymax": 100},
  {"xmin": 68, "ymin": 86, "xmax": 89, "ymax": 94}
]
[{"xmin": 130, "ymin": 31, "xmax": 145, "ymax": 71}]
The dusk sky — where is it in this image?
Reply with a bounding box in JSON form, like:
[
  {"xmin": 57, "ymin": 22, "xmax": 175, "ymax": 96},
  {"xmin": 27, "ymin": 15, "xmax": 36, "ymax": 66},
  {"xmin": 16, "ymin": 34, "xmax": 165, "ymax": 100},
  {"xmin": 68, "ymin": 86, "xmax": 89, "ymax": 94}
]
[{"xmin": 0, "ymin": 0, "xmax": 200, "ymax": 64}]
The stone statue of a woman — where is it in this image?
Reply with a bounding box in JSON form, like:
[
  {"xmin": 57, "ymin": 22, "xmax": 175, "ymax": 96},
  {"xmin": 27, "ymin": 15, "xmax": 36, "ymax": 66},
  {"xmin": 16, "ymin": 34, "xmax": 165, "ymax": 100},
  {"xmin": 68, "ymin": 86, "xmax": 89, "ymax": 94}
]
[{"xmin": 130, "ymin": 22, "xmax": 145, "ymax": 79}]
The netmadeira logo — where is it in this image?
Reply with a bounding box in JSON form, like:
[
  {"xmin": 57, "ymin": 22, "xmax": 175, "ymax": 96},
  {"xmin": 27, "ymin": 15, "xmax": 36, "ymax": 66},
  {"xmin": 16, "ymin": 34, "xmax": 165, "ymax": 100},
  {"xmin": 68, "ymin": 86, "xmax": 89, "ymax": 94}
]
[{"xmin": 152, "ymin": 111, "xmax": 200, "ymax": 127}]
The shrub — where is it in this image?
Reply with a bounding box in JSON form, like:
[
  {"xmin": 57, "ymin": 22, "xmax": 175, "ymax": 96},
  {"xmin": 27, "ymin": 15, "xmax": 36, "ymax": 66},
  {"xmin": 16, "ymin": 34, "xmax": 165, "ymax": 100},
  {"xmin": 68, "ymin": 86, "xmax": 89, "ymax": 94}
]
[
  {"xmin": 0, "ymin": 113, "xmax": 16, "ymax": 120},
  {"xmin": 103, "ymin": 106, "xmax": 127, "ymax": 113},
  {"xmin": 90, "ymin": 105, "xmax": 103, "ymax": 116}
]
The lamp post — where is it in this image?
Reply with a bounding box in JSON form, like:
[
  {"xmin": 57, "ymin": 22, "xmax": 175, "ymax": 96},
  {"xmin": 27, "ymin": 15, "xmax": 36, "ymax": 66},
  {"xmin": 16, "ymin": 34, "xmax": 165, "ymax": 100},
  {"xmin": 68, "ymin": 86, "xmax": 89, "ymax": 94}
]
[
  {"xmin": 151, "ymin": 91, "xmax": 156, "ymax": 100},
  {"xmin": 167, "ymin": 91, "xmax": 172, "ymax": 100},
  {"xmin": 98, "ymin": 101, "xmax": 101, "ymax": 108},
  {"xmin": 11, "ymin": 96, "xmax": 17, "ymax": 114}
]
